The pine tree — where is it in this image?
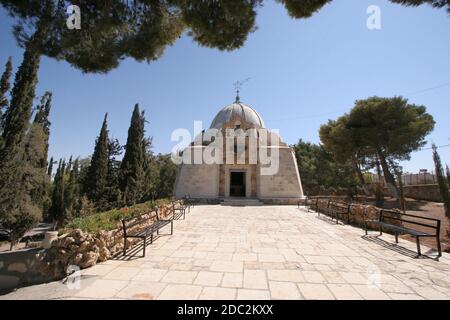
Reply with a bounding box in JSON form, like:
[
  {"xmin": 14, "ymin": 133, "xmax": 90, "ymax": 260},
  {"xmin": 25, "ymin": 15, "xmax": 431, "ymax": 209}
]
[
  {"xmin": 120, "ymin": 104, "xmax": 145, "ymax": 205},
  {"xmin": 85, "ymin": 114, "xmax": 109, "ymax": 207},
  {"xmin": 432, "ymin": 144, "xmax": 450, "ymax": 217},
  {"xmin": 0, "ymin": 56, "xmax": 13, "ymax": 132}
]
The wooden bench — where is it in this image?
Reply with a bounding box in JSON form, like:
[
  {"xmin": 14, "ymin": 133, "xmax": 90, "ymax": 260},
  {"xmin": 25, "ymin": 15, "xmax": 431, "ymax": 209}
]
[
  {"xmin": 364, "ymin": 209, "xmax": 442, "ymax": 258},
  {"xmin": 184, "ymin": 194, "xmax": 194, "ymax": 210},
  {"xmin": 302, "ymin": 197, "xmax": 319, "ymax": 213},
  {"xmin": 172, "ymin": 201, "xmax": 186, "ymax": 220},
  {"xmin": 318, "ymin": 200, "xmax": 351, "ymax": 224},
  {"xmin": 122, "ymin": 208, "xmax": 173, "ymax": 257}
]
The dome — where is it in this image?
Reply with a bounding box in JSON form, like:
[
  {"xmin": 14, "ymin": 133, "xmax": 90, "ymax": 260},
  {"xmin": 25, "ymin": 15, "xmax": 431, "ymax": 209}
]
[{"xmin": 210, "ymin": 102, "xmax": 265, "ymax": 130}]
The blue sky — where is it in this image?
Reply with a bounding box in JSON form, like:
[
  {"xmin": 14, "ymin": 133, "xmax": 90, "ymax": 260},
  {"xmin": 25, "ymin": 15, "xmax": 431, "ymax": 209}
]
[{"xmin": 0, "ymin": 0, "xmax": 449, "ymax": 173}]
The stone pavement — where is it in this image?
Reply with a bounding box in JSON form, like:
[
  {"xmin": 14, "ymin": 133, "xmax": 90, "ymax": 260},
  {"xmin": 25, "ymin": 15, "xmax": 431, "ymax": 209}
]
[{"xmin": 2, "ymin": 205, "xmax": 450, "ymax": 300}]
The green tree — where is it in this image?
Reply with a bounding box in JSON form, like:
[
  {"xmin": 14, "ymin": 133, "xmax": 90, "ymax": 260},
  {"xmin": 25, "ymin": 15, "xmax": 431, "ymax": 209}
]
[
  {"xmin": 0, "ymin": 56, "xmax": 13, "ymax": 132},
  {"xmin": 64, "ymin": 158, "xmax": 81, "ymax": 220},
  {"xmin": 0, "ymin": 38, "xmax": 43, "ymax": 248},
  {"xmin": 432, "ymin": 144, "xmax": 450, "ymax": 217},
  {"xmin": 292, "ymin": 139, "xmax": 357, "ymax": 196},
  {"xmin": 103, "ymin": 138, "xmax": 123, "ymax": 210},
  {"xmin": 120, "ymin": 104, "xmax": 145, "ymax": 205},
  {"xmin": 142, "ymin": 137, "xmax": 160, "ymax": 201},
  {"xmin": 84, "ymin": 114, "xmax": 110, "ymax": 207},
  {"xmin": 156, "ymin": 154, "xmax": 178, "ymax": 199},
  {"xmin": 446, "ymin": 165, "xmax": 450, "ymax": 188},
  {"xmin": 344, "ymin": 97, "xmax": 435, "ymax": 198},
  {"xmin": 23, "ymin": 92, "xmax": 53, "ymax": 213},
  {"xmin": 49, "ymin": 160, "xmax": 66, "ymax": 224},
  {"xmin": 319, "ymin": 115, "xmax": 372, "ymax": 195}
]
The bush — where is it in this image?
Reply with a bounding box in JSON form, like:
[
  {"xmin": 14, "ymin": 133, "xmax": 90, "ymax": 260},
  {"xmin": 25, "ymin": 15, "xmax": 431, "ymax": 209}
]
[{"xmin": 64, "ymin": 199, "xmax": 170, "ymax": 233}]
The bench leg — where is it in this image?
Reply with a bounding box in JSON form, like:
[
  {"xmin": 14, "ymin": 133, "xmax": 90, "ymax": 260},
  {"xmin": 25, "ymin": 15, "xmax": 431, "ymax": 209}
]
[
  {"xmin": 416, "ymin": 237, "xmax": 421, "ymax": 257},
  {"xmin": 364, "ymin": 221, "xmax": 368, "ymax": 236},
  {"xmin": 150, "ymin": 233, "xmax": 153, "ymax": 244},
  {"xmin": 123, "ymin": 237, "xmax": 127, "ymax": 256},
  {"xmin": 437, "ymin": 235, "xmax": 442, "ymax": 258},
  {"xmin": 171, "ymin": 220, "xmax": 174, "ymax": 235},
  {"xmin": 379, "ymin": 225, "xmax": 383, "ymax": 236},
  {"xmin": 183, "ymin": 209, "xmax": 186, "ymax": 220},
  {"xmin": 143, "ymin": 238, "xmax": 146, "ymax": 257},
  {"xmin": 395, "ymin": 233, "xmax": 398, "ymax": 244}
]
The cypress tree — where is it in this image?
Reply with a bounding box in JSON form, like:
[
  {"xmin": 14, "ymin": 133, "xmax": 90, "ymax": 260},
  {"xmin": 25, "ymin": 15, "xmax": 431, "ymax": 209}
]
[
  {"xmin": 49, "ymin": 160, "xmax": 66, "ymax": 225},
  {"xmin": 0, "ymin": 56, "xmax": 13, "ymax": 131},
  {"xmin": 0, "ymin": 39, "xmax": 43, "ymax": 248},
  {"xmin": 103, "ymin": 138, "xmax": 122, "ymax": 209},
  {"xmin": 65, "ymin": 158, "xmax": 80, "ymax": 220},
  {"xmin": 47, "ymin": 156, "xmax": 54, "ymax": 177},
  {"xmin": 22, "ymin": 92, "xmax": 53, "ymax": 213},
  {"xmin": 446, "ymin": 165, "xmax": 450, "ymax": 188},
  {"xmin": 120, "ymin": 104, "xmax": 145, "ymax": 205},
  {"xmin": 85, "ymin": 114, "xmax": 109, "ymax": 207},
  {"xmin": 432, "ymin": 144, "xmax": 450, "ymax": 218}
]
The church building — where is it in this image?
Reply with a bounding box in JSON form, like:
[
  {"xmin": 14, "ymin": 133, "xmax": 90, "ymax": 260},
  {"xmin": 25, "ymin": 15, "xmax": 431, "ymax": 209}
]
[{"xmin": 174, "ymin": 98, "xmax": 304, "ymax": 204}]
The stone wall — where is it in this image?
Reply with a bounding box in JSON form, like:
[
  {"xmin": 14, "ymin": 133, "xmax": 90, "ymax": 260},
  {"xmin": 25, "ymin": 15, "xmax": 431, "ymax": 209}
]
[{"xmin": 0, "ymin": 201, "xmax": 179, "ymax": 294}]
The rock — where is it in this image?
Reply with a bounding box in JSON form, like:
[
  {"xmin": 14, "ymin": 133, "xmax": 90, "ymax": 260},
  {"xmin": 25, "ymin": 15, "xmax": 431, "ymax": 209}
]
[
  {"xmin": 98, "ymin": 247, "xmax": 110, "ymax": 262},
  {"xmin": 63, "ymin": 237, "xmax": 76, "ymax": 247},
  {"xmin": 7, "ymin": 262, "xmax": 27, "ymax": 273},
  {"xmin": 79, "ymin": 251, "xmax": 99, "ymax": 269}
]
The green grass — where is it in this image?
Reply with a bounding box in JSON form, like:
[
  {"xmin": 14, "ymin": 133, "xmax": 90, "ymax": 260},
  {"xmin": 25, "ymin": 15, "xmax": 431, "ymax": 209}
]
[{"xmin": 64, "ymin": 199, "xmax": 170, "ymax": 233}]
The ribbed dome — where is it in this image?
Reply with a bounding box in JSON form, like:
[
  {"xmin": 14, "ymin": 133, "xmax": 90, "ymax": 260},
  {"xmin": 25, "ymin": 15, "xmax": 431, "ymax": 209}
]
[{"xmin": 210, "ymin": 102, "xmax": 265, "ymax": 130}]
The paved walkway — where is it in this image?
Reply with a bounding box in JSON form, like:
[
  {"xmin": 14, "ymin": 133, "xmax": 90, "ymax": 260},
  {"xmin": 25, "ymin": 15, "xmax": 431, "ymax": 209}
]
[{"xmin": 2, "ymin": 205, "xmax": 450, "ymax": 300}]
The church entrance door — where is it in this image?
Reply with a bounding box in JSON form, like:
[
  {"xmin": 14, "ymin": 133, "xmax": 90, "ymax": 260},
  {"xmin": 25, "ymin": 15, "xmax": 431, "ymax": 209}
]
[{"xmin": 230, "ymin": 171, "xmax": 246, "ymax": 197}]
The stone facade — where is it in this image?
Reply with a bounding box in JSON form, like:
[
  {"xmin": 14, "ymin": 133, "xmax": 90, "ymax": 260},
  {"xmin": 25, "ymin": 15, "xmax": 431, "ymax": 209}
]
[{"xmin": 174, "ymin": 101, "xmax": 304, "ymax": 202}]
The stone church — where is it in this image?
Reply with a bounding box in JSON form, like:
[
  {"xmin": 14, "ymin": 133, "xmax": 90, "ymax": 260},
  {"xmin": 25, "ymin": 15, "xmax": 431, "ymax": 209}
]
[{"xmin": 174, "ymin": 98, "xmax": 304, "ymax": 204}]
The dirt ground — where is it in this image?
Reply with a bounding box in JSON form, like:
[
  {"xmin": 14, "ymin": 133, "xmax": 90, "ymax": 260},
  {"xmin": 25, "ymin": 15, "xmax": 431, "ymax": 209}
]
[{"xmin": 354, "ymin": 196, "xmax": 450, "ymax": 253}]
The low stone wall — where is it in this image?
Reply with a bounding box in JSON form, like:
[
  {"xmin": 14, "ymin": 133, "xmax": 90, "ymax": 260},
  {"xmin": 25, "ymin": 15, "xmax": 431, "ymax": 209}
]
[
  {"xmin": 0, "ymin": 201, "xmax": 180, "ymax": 294},
  {"xmin": 310, "ymin": 198, "xmax": 402, "ymax": 230}
]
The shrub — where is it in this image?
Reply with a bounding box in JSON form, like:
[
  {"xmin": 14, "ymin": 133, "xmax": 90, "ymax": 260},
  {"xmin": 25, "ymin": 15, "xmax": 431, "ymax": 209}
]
[{"xmin": 64, "ymin": 199, "xmax": 170, "ymax": 233}]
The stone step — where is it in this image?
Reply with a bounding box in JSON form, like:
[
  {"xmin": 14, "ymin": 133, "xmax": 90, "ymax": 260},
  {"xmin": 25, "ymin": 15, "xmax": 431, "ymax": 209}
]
[{"xmin": 221, "ymin": 198, "xmax": 264, "ymax": 206}]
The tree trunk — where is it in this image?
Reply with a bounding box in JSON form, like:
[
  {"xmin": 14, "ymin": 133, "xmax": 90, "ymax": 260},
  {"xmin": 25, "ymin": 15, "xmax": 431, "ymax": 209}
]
[
  {"xmin": 352, "ymin": 155, "xmax": 370, "ymax": 196},
  {"xmin": 377, "ymin": 149, "xmax": 400, "ymax": 199}
]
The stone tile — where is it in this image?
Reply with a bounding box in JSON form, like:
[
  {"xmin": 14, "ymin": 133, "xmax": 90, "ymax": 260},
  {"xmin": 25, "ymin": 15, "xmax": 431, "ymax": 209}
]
[
  {"xmin": 352, "ymin": 285, "xmax": 391, "ymax": 300},
  {"xmin": 81, "ymin": 264, "xmax": 117, "ymax": 276},
  {"xmin": 258, "ymin": 254, "xmax": 285, "ymax": 263},
  {"xmin": 200, "ymin": 287, "xmax": 237, "ymax": 300},
  {"xmin": 388, "ymin": 293, "xmax": 425, "ymax": 300},
  {"xmin": 237, "ymin": 289, "xmax": 271, "ymax": 300},
  {"xmin": 304, "ymin": 255, "xmax": 335, "ymax": 265},
  {"xmin": 104, "ymin": 267, "xmax": 140, "ymax": 280},
  {"xmin": 301, "ymin": 271, "xmax": 326, "ymax": 284},
  {"xmin": 321, "ymin": 271, "xmax": 346, "ymax": 284},
  {"xmin": 298, "ymin": 283, "xmax": 335, "ymax": 300},
  {"xmin": 243, "ymin": 270, "xmax": 268, "ymax": 290},
  {"xmin": 232, "ymin": 253, "xmax": 258, "ymax": 262},
  {"xmin": 269, "ymin": 281, "xmax": 301, "ymax": 300},
  {"xmin": 133, "ymin": 269, "xmax": 168, "ymax": 282},
  {"xmin": 412, "ymin": 286, "xmax": 449, "ymax": 300},
  {"xmin": 161, "ymin": 271, "xmax": 198, "ymax": 284},
  {"xmin": 194, "ymin": 271, "xmax": 223, "ymax": 286},
  {"xmin": 158, "ymin": 284, "xmax": 203, "ymax": 300},
  {"xmin": 267, "ymin": 270, "xmax": 304, "ymax": 282},
  {"xmin": 116, "ymin": 281, "xmax": 167, "ymax": 300},
  {"xmin": 327, "ymin": 284, "xmax": 363, "ymax": 300},
  {"xmin": 222, "ymin": 273, "xmax": 243, "ymax": 288},
  {"xmin": 339, "ymin": 272, "xmax": 369, "ymax": 285},
  {"xmin": 210, "ymin": 261, "xmax": 243, "ymax": 273},
  {"xmin": 75, "ymin": 279, "xmax": 128, "ymax": 299}
]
